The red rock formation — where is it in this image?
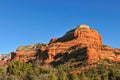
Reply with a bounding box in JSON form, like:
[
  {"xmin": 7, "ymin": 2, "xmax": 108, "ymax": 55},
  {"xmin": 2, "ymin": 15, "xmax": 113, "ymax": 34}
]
[
  {"xmin": 100, "ymin": 45, "xmax": 120, "ymax": 62},
  {"xmin": 11, "ymin": 43, "xmax": 47, "ymax": 62},
  {"xmin": 11, "ymin": 51, "xmax": 37, "ymax": 62},
  {"xmin": 87, "ymin": 46, "xmax": 100, "ymax": 64},
  {"xmin": 40, "ymin": 25, "xmax": 102, "ymax": 64},
  {"xmin": 50, "ymin": 38, "xmax": 58, "ymax": 43},
  {"xmin": 10, "ymin": 24, "xmax": 120, "ymax": 65}
]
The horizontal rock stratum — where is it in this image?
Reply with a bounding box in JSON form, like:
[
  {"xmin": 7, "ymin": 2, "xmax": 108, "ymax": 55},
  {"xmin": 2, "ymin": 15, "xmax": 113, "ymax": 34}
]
[
  {"xmin": 10, "ymin": 24, "xmax": 120, "ymax": 65},
  {"xmin": 39, "ymin": 24, "xmax": 102, "ymax": 64}
]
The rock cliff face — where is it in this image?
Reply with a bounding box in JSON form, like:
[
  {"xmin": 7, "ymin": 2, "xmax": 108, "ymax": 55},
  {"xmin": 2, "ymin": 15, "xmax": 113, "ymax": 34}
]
[
  {"xmin": 10, "ymin": 24, "xmax": 120, "ymax": 65},
  {"xmin": 39, "ymin": 24, "xmax": 102, "ymax": 64},
  {"xmin": 11, "ymin": 51, "xmax": 37, "ymax": 62},
  {"xmin": 100, "ymin": 45, "xmax": 120, "ymax": 62},
  {"xmin": 11, "ymin": 43, "xmax": 47, "ymax": 62}
]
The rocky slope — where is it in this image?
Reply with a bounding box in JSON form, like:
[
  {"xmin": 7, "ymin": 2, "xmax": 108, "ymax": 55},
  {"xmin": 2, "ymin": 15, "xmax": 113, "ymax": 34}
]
[{"xmin": 10, "ymin": 24, "xmax": 120, "ymax": 66}]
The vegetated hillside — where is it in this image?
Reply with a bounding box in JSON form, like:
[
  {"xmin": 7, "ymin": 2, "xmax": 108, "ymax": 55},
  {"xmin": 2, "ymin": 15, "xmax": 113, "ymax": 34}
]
[
  {"xmin": 0, "ymin": 24, "xmax": 120, "ymax": 80},
  {"xmin": 0, "ymin": 57, "xmax": 120, "ymax": 80}
]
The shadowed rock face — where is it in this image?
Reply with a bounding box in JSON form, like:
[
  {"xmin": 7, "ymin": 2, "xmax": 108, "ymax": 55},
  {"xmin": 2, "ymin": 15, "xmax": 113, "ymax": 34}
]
[
  {"xmin": 50, "ymin": 25, "xmax": 102, "ymax": 46},
  {"xmin": 11, "ymin": 43, "xmax": 47, "ymax": 62},
  {"xmin": 39, "ymin": 25, "xmax": 102, "ymax": 64},
  {"xmin": 10, "ymin": 24, "xmax": 120, "ymax": 65},
  {"xmin": 11, "ymin": 51, "xmax": 37, "ymax": 62}
]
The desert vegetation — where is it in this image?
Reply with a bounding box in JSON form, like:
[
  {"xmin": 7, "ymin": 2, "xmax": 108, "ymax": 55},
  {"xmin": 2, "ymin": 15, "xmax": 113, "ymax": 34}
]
[{"xmin": 0, "ymin": 59, "xmax": 120, "ymax": 80}]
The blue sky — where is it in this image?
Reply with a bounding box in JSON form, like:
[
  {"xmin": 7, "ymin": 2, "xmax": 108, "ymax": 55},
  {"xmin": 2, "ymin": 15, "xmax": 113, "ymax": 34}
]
[{"xmin": 0, "ymin": 0, "xmax": 120, "ymax": 54}]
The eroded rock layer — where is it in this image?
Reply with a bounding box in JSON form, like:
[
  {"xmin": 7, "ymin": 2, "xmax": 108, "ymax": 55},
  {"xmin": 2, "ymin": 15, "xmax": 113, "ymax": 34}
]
[
  {"xmin": 39, "ymin": 25, "xmax": 102, "ymax": 64},
  {"xmin": 10, "ymin": 24, "xmax": 120, "ymax": 65}
]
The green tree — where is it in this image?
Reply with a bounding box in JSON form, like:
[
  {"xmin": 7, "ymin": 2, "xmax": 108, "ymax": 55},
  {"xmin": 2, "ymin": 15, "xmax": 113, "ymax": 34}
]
[{"xmin": 7, "ymin": 61, "xmax": 33, "ymax": 79}]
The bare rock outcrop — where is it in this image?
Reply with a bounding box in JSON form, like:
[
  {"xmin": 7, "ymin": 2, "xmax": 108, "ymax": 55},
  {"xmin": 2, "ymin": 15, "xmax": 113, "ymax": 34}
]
[
  {"xmin": 40, "ymin": 24, "xmax": 102, "ymax": 64},
  {"xmin": 100, "ymin": 45, "xmax": 120, "ymax": 62},
  {"xmin": 10, "ymin": 24, "xmax": 120, "ymax": 65},
  {"xmin": 11, "ymin": 43, "xmax": 47, "ymax": 62}
]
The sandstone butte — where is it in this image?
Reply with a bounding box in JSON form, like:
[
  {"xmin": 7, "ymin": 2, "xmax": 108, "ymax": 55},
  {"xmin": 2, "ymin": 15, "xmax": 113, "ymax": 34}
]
[{"xmin": 10, "ymin": 24, "xmax": 120, "ymax": 65}]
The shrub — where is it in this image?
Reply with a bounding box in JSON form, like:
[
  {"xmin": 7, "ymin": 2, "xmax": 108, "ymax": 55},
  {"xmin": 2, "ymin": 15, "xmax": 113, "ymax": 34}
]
[
  {"xmin": 7, "ymin": 61, "xmax": 33, "ymax": 79},
  {"xmin": 56, "ymin": 65, "xmax": 69, "ymax": 80},
  {"xmin": 68, "ymin": 72, "xmax": 79, "ymax": 80},
  {"xmin": 0, "ymin": 67, "xmax": 6, "ymax": 75}
]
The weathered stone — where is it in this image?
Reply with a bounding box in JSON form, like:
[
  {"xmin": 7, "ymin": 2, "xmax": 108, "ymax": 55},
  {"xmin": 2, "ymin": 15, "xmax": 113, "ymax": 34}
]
[
  {"xmin": 11, "ymin": 51, "xmax": 37, "ymax": 62},
  {"xmin": 39, "ymin": 25, "xmax": 102, "ymax": 64},
  {"xmin": 10, "ymin": 24, "xmax": 120, "ymax": 65},
  {"xmin": 16, "ymin": 43, "xmax": 45, "ymax": 51},
  {"xmin": 11, "ymin": 43, "xmax": 47, "ymax": 62},
  {"xmin": 100, "ymin": 45, "xmax": 120, "ymax": 62},
  {"xmin": 87, "ymin": 47, "xmax": 100, "ymax": 64}
]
